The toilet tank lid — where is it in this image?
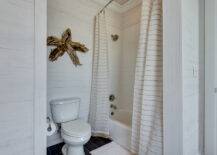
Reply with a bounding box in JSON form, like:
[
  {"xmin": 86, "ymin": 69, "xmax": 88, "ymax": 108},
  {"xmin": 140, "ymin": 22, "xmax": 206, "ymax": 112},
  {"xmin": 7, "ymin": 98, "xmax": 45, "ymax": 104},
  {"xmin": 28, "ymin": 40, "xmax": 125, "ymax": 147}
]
[{"xmin": 50, "ymin": 98, "xmax": 80, "ymax": 105}]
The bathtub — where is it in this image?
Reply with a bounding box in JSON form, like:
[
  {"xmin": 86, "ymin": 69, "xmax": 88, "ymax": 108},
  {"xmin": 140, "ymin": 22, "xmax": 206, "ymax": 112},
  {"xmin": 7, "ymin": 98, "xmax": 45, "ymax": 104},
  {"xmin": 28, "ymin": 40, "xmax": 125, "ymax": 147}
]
[{"xmin": 109, "ymin": 110, "xmax": 132, "ymax": 150}]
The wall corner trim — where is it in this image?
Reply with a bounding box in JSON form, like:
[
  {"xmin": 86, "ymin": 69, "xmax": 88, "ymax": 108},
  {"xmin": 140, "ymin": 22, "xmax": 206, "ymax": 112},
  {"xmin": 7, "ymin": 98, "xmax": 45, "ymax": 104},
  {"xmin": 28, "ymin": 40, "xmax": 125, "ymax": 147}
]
[
  {"xmin": 163, "ymin": 0, "xmax": 183, "ymax": 154},
  {"xmin": 34, "ymin": 0, "xmax": 47, "ymax": 154}
]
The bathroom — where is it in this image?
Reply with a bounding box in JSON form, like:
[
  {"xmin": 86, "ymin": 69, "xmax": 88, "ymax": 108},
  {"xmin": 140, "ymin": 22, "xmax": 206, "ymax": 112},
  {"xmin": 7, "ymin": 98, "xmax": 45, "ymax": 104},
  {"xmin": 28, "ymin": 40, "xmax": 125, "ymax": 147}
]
[{"xmin": 0, "ymin": 0, "xmax": 216, "ymax": 155}]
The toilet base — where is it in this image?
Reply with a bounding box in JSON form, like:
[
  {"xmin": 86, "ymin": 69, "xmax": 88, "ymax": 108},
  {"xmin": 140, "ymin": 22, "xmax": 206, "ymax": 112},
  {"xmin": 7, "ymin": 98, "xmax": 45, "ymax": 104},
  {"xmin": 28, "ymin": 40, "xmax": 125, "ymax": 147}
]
[
  {"xmin": 62, "ymin": 144, "xmax": 85, "ymax": 155},
  {"xmin": 62, "ymin": 145, "xmax": 67, "ymax": 155}
]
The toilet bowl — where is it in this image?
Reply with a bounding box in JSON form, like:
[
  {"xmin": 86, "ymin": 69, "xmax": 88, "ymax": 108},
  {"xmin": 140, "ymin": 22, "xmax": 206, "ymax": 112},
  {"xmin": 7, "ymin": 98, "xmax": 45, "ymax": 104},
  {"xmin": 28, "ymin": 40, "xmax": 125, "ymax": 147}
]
[
  {"xmin": 50, "ymin": 98, "xmax": 91, "ymax": 155},
  {"xmin": 61, "ymin": 120, "xmax": 91, "ymax": 155}
]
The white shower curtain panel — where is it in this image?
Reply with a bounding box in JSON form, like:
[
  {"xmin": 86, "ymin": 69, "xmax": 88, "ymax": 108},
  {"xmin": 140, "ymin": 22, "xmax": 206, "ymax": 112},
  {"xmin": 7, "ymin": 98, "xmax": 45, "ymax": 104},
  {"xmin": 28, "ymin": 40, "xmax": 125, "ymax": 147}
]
[
  {"xmin": 131, "ymin": 0, "xmax": 163, "ymax": 154},
  {"xmin": 89, "ymin": 12, "xmax": 110, "ymax": 136}
]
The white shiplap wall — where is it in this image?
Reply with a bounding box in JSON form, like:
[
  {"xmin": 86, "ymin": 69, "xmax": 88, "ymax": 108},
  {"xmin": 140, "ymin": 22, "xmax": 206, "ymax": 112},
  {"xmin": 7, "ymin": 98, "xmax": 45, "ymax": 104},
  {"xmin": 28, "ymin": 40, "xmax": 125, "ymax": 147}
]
[
  {"xmin": 0, "ymin": 0, "xmax": 34, "ymax": 154},
  {"xmin": 47, "ymin": 0, "xmax": 122, "ymax": 146},
  {"xmin": 164, "ymin": 0, "xmax": 204, "ymax": 154},
  {"xmin": 163, "ymin": 0, "xmax": 183, "ymax": 153},
  {"xmin": 182, "ymin": 0, "xmax": 203, "ymax": 154},
  {"xmin": 0, "ymin": 0, "xmax": 47, "ymax": 154},
  {"xmin": 205, "ymin": 0, "xmax": 217, "ymax": 154}
]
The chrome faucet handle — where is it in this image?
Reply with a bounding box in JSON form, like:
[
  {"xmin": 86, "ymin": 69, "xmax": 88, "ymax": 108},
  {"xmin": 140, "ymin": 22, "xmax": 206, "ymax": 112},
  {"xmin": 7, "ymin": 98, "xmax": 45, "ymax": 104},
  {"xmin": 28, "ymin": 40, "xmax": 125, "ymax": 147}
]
[
  {"xmin": 109, "ymin": 94, "xmax": 115, "ymax": 102},
  {"xmin": 113, "ymin": 105, "xmax": 117, "ymax": 110},
  {"xmin": 110, "ymin": 104, "xmax": 117, "ymax": 109}
]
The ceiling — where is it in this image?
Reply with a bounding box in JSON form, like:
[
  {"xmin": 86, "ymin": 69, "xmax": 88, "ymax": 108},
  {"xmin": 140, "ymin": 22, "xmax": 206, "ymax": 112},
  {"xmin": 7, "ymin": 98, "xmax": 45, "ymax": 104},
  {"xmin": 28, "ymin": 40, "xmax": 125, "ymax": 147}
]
[{"xmin": 114, "ymin": 0, "xmax": 130, "ymax": 5}]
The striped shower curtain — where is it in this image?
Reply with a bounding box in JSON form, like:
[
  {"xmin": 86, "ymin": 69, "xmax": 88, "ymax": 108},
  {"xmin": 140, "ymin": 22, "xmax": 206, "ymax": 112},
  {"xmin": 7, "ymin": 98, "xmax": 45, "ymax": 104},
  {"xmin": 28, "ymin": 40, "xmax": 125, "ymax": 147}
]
[
  {"xmin": 89, "ymin": 11, "xmax": 110, "ymax": 136},
  {"xmin": 131, "ymin": 0, "xmax": 163, "ymax": 154}
]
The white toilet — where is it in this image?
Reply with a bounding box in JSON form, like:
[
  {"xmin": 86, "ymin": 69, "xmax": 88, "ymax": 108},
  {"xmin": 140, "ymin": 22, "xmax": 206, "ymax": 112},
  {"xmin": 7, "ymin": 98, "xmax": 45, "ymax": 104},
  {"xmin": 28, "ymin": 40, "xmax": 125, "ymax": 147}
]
[{"xmin": 50, "ymin": 98, "xmax": 91, "ymax": 155}]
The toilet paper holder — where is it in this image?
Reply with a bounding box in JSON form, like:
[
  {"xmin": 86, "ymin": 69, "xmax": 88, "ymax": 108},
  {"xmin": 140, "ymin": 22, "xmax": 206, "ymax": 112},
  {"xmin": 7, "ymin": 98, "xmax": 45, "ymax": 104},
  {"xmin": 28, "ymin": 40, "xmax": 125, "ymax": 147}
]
[{"xmin": 47, "ymin": 117, "xmax": 52, "ymax": 132}]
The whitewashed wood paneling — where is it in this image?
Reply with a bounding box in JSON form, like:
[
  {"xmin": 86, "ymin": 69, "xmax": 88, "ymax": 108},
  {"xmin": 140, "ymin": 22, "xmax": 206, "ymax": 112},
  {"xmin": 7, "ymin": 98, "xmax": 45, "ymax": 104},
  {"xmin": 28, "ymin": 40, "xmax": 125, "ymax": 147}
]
[
  {"xmin": 163, "ymin": 0, "xmax": 204, "ymax": 154},
  {"xmin": 0, "ymin": 0, "xmax": 35, "ymax": 154},
  {"xmin": 163, "ymin": 0, "xmax": 183, "ymax": 154},
  {"xmin": 205, "ymin": 0, "xmax": 217, "ymax": 154},
  {"xmin": 182, "ymin": 0, "xmax": 204, "ymax": 154},
  {"xmin": 34, "ymin": 0, "xmax": 47, "ymax": 154}
]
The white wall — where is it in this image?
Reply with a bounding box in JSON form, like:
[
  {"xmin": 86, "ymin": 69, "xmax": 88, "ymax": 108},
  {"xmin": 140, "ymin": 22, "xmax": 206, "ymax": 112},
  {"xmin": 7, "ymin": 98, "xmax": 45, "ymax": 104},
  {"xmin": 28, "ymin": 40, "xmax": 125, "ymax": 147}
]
[
  {"xmin": 0, "ymin": 0, "xmax": 34, "ymax": 154},
  {"xmin": 182, "ymin": 0, "xmax": 205, "ymax": 155},
  {"xmin": 0, "ymin": 0, "xmax": 47, "ymax": 154},
  {"xmin": 205, "ymin": 0, "xmax": 217, "ymax": 154},
  {"xmin": 182, "ymin": 0, "xmax": 204, "ymax": 154},
  {"xmin": 163, "ymin": 0, "xmax": 183, "ymax": 154},
  {"xmin": 164, "ymin": 0, "xmax": 204, "ymax": 154},
  {"xmin": 118, "ymin": 5, "xmax": 141, "ymax": 111},
  {"xmin": 107, "ymin": 7, "xmax": 122, "ymax": 110},
  {"xmin": 47, "ymin": 0, "xmax": 122, "ymax": 146}
]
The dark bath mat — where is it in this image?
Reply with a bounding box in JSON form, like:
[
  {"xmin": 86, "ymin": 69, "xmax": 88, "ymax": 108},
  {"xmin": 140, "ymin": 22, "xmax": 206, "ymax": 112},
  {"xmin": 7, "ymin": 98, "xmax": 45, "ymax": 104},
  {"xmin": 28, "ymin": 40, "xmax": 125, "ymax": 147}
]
[
  {"xmin": 47, "ymin": 136, "xmax": 112, "ymax": 155},
  {"xmin": 84, "ymin": 136, "xmax": 112, "ymax": 152}
]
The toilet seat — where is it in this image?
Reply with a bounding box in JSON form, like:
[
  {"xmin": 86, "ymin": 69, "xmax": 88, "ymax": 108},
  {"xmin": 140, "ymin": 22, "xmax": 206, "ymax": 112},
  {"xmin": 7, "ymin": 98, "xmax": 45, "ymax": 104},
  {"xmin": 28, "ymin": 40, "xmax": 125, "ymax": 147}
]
[{"xmin": 61, "ymin": 119, "xmax": 91, "ymax": 138}]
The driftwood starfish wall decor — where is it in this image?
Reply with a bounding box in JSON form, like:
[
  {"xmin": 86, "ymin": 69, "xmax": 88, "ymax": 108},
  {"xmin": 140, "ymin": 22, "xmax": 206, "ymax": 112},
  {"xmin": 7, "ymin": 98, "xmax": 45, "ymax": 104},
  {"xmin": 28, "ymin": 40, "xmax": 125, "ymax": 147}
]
[{"xmin": 47, "ymin": 28, "xmax": 89, "ymax": 66}]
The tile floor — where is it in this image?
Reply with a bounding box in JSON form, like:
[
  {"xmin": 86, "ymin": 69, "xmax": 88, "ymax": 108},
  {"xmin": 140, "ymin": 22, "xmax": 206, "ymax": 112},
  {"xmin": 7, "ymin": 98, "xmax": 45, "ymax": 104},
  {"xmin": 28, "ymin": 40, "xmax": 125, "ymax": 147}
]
[{"xmin": 90, "ymin": 142, "xmax": 133, "ymax": 155}]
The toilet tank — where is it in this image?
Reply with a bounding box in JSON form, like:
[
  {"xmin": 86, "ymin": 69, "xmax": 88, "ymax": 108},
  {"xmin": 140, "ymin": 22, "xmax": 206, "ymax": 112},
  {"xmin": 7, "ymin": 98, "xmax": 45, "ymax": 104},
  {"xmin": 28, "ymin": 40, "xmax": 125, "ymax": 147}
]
[{"xmin": 50, "ymin": 98, "xmax": 80, "ymax": 123}]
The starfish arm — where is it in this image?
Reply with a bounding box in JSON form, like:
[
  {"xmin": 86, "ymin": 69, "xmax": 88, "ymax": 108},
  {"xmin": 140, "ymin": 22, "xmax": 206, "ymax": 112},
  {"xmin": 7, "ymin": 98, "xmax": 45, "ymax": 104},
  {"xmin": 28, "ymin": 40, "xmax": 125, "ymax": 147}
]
[
  {"xmin": 49, "ymin": 48, "xmax": 65, "ymax": 61},
  {"xmin": 47, "ymin": 36, "xmax": 61, "ymax": 46},
  {"xmin": 69, "ymin": 41, "xmax": 89, "ymax": 53},
  {"xmin": 62, "ymin": 28, "xmax": 72, "ymax": 42},
  {"xmin": 66, "ymin": 49, "xmax": 82, "ymax": 66}
]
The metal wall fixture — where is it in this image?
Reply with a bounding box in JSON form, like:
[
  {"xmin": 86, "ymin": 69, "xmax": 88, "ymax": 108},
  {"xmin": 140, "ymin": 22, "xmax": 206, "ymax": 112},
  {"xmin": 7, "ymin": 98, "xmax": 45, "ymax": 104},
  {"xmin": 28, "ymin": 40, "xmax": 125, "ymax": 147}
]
[
  {"xmin": 109, "ymin": 94, "xmax": 116, "ymax": 116},
  {"xmin": 109, "ymin": 94, "xmax": 116, "ymax": 101},
  {"xmin": 110, "ymin": 104, "xmax": 117, "ymax": 109},
  {"xmin": 111, "ymin": 34, "xmax": 119, "ymax": 41},
  {"xmin": 47, "ymin": 117, "xmax": 52, "ymax": 132}
]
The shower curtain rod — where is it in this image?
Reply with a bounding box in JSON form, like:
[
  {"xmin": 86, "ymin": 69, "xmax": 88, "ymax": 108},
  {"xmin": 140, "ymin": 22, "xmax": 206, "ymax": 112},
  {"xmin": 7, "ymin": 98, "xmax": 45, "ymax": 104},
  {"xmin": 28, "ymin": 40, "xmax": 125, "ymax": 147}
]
[{"xmin": 99, "ymin": 0, "xmax": 114, "ymax": 13}]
